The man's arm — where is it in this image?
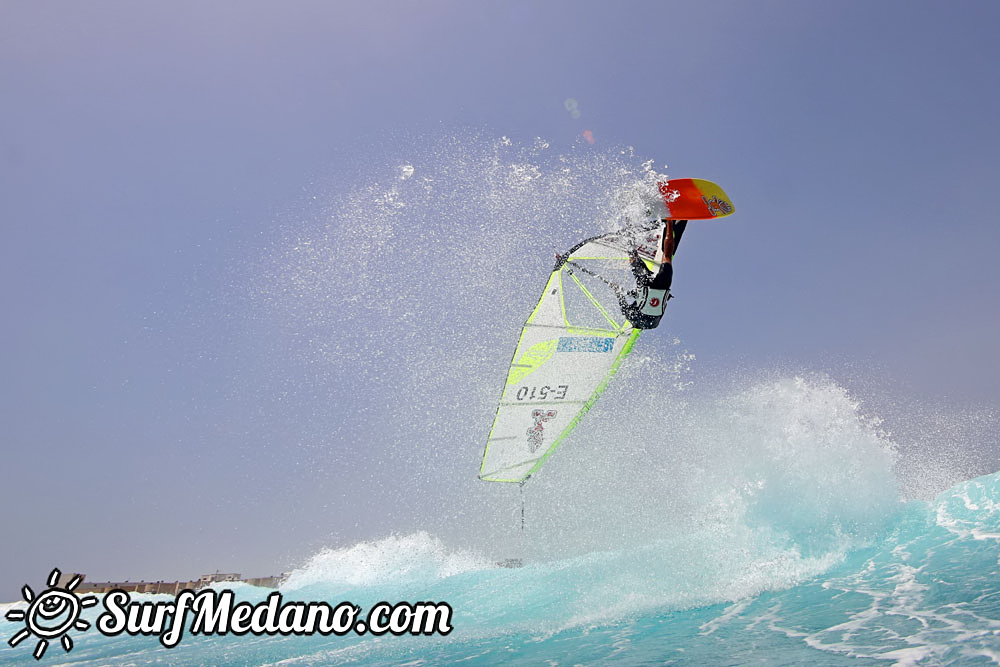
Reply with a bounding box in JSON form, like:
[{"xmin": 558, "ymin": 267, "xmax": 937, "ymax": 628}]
[{"xmin": 662, "ymin": 220, "xmax": 675, "ymax": 263}]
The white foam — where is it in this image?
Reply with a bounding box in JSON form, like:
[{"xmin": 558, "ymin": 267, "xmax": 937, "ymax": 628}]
[{"xmin": 281, "ymin": 531, "xmax": 491, "ymax": 591}]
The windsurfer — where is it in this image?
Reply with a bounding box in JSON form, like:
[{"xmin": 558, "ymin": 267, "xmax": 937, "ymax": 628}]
[{"xmin": 620, "ymin": 219, "xmax": 687, "ymax": 330}]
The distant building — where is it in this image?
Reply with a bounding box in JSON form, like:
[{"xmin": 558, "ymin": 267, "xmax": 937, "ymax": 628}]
[
  {"xmin": 198, "ymin": 572, "xmax": 242, "ymax": 585},
  {"xmin": 242, "ymin": 576, "xmax": 283, "ymax": 588}
]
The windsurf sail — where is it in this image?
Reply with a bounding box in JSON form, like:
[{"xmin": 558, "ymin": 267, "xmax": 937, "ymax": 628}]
[{"xmin": 479, "ymin": 225, "xmax": 666, "ymax": 483}]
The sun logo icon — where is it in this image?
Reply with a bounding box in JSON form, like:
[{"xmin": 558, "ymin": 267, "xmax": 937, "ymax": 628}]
[{"xmin": 6, "ymin": 568, "xmax": 98, "ymax": 660}]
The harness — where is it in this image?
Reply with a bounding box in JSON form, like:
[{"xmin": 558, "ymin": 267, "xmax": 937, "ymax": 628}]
[{"xmin": 639, "ymin": 287, "xmax": 669, "ymax": 317}]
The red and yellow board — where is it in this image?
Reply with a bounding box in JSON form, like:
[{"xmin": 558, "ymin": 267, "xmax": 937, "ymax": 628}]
[{"xmin": 657, "ymin": 178, "xmax": 735, "ymax": 220}]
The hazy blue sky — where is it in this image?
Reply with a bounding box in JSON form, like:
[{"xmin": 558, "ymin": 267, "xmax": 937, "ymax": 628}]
[{"xmin": 2, "ymin": 0, "xmax": 999, "ymax": 601}]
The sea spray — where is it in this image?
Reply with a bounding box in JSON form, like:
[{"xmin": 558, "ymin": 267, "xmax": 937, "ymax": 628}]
[
  {"xmin": 265, "ymin": 375, "xmax": 905, "ymax": 637},
  {"xmin": 239, "ymin": 134, "xmax": 680, "ymax": 558},
  {"xmin": 241, "ymin": 135, "xmax": 905, "ymax": 625}
]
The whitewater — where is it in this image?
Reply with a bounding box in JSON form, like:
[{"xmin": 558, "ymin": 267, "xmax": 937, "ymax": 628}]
[{"xmin": 3, "ymin": 136, "xmax": 998, "ymax": 664}]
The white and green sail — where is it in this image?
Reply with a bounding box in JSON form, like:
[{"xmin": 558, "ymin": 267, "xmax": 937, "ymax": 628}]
[{"xmin": 479, "ymin": 226, "xmax": 664, "ymax": 483}]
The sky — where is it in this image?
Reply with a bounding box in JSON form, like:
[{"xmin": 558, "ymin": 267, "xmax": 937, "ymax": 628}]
[{"xmin": 2, "ymin": 0, "xmax": 999, "ymax": 602}]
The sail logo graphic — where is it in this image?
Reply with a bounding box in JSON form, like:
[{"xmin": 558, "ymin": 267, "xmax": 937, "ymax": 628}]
[
  {"xmin": 5, "ymin": 569, "xmax": 98, "ymax": 660},
  {"xmin": 557, "ymin": 336, "xmax": 613, "ymax": 353},
  {"xmin": 702, "ymin": 195, "xmax": 733, "ymax": 217},
  {"xmin": 636, "ymin": 232, "xmax": 660, "ymax": 258},
  {"xmin": 526, "ymin": 409, "xmax": 557, "ymax": 452}
]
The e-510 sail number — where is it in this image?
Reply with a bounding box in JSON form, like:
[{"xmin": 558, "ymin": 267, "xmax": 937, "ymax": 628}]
[{"xmin": 515, "ymin": 385, "xmax": 569, "ymax": 401}]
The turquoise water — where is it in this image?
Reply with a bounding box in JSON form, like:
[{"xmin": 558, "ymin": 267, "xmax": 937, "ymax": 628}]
[
  {"xmin": 5, "ymin": 432, "xmax": 999, "ymax": 664},
  {"xmin": 7, "ymin": 386, "xmax": 1000, "ymax": 665}
]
